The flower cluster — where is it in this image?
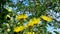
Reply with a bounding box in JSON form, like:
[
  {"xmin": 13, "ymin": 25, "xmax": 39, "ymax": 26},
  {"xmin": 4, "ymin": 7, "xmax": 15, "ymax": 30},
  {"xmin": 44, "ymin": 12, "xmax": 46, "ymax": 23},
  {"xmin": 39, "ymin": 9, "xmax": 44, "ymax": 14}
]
[
  {"xmin": 12, "ymin": 14, "xmax": 53, "ymax": 33},
  {"xmin": 0, "ymin": 13, "xmax": 53, "ymax": 34}
]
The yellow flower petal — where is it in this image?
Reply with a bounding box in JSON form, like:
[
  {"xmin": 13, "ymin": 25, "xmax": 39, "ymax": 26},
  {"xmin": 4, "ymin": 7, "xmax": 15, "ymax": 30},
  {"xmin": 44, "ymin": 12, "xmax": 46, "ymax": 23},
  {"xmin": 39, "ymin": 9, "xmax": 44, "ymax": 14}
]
[
  {"xmin": 14, "ymin": 26, "xmax": 24, "ymax": 32},
  {"xmin": 26, "ymin": 32, "xmax": 35, "ymax": 34},
  {"xmin": 41, "ymin": 15, "xmax": 52, "ymax": 22},
  {"xmin": 16, "ymin": 14, "xmax": 28, "ymax": 20},
  {"xmin": 27, "ymin": 18, "xmax": 40, "ymax": 27}
]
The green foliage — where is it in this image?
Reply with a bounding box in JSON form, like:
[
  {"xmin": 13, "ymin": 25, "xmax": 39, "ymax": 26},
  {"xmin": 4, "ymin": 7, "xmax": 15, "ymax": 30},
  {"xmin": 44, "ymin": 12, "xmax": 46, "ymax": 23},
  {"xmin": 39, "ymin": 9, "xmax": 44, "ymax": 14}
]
[{"xmin": 0, "ymin": 0, "xmax": 60, "ymax": 34}]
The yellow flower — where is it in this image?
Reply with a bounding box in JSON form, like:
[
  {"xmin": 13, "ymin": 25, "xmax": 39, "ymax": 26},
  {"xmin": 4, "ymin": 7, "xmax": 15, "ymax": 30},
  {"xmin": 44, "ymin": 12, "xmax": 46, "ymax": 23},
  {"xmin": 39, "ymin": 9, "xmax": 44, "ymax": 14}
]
[
  {"xmin": 16, "ymin": 14, "xmax": 28, "ymax": 20},
  {"xmin": 27, "ymin": 18, "xmax": 40, "ymax": 27},
  {"xmin": 27, "ymin": 22, "xmax": 34, "ymax": 27},
  {"xmin": 14, "ymin": 26, "xmax": 25, "ymax": 32},
  {"xmin": 26, "ymin": 32, "xmax": 35, "ymax": 34},
  {"xmin": 41, "ymin": 15, "xmax": 52, "ymax": 22}
]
